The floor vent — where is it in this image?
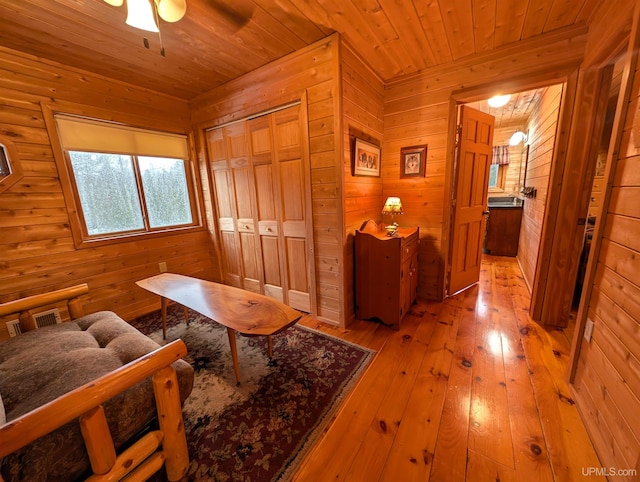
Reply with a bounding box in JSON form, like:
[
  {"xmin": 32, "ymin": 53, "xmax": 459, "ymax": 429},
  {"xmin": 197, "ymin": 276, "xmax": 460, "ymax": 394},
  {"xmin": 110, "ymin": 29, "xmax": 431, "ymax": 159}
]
[{"xmin": 6, "ymin": 308, "xmax": 62, "ymax": 337}]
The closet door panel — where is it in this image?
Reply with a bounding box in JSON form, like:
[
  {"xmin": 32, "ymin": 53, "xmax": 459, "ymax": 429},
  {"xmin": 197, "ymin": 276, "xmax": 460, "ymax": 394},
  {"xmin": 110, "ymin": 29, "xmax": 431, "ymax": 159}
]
[
  {"xmin": 212, "ymin": 169, "xmax": 241, "ymax": 287},
  {"xmin": 220, "ymin": 231, "xmax": 242, "ymax": 287},
  {"xmin": 240, "ymin": 232, "xmax": 260, "ymax": 293},
  {"xmin": 261, "ymin": 236, "xmax": 283, "ymax": 301},
  {"xmin": 287, "ymin": 236, "xmax": 311, "ymax": 310},
  {"xmin": 226, "ymin": 123, "xmax": 261, "ymax": 291},
  {"xmin": 254, "ymin": 165, "xmax": 276, "ymax": 220},
  {"xmin": 249, "ymin": 115, "xmax": 287, "ymax": 302},
  {"xmin": 253, "ymin": 161, "xmax": 284, "ymax": 301},
  {"xmin": 278, "ymin": 156, "xmax": 310, "ymax": 311}
]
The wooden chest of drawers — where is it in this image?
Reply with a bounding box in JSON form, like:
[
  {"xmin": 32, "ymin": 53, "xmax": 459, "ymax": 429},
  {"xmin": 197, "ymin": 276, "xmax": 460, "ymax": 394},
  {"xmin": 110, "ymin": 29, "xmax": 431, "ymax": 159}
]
[{"xmin": 355, "ymin": 220, "xmax": 419, "ymax": 330}]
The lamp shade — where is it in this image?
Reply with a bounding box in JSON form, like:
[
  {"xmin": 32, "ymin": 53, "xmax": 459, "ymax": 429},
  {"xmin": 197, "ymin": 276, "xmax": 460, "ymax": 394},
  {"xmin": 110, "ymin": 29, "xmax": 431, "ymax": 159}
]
[
  {"xmin": 104, "ymin": 0, "xmax": 124, "ymax": 6},
  {"xmin": 382, "ymin": 196, "xmax": 404, "ymax": 215},
  {"xmin": 509, "ymin": 130, "xmax": 527, "ymax": 146},
  {"xmin": 126, "ymin": 0, "xmax": 159, "ymax": 32},
  {"xmin": 157, "ymin": 0, "xmax": 187, "ymax": 22}
]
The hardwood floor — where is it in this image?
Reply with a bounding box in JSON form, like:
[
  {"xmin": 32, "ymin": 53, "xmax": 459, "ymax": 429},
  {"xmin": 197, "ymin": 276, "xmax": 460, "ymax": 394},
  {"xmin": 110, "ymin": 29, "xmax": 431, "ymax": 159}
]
[{"xmin": 293, "ymin": 255, "xmax": 604, "ymax": 481}]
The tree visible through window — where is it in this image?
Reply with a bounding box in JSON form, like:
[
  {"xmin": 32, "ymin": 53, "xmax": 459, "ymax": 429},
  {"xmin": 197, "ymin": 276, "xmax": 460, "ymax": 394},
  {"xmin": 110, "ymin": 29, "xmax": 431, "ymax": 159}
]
[
  {"xmin": 69, "ymin": 151, "xmax": 193, "ymax": 237},
  {"xmin": 139, "ymin": 156, "xmax": 192, "ymax": 228},
  {"xmin": 54, "ymin": 113, "xmax": 196, "ymax": 244},
  {"xmin": 488, "ymin": 163, "xmax": 506, "ymax": 189},
  {"xmin": 488, "ymin": 164, "xmax": 499, "ymax": 187}
]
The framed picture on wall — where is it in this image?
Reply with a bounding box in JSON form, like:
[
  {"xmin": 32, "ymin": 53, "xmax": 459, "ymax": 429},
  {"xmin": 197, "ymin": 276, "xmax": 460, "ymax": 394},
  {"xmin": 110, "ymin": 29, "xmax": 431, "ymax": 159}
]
[
  {"xmin": 353, "ymin": 138, "xmax": 381, "ymax": 177},
  {"xmin": 400, "ymin": 144, "xmax": 427, "ymax": 178}
]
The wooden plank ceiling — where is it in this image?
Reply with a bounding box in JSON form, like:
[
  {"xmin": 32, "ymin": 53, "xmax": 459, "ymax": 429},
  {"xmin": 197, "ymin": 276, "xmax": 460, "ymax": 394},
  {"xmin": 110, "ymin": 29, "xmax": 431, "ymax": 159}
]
[
  {"xmin": 0, "ymin": 0, "xmax": 601, "ymax": 100},
  {"xmin": 467, "ymin": 89, "xmax": 547, "ymax": 129}
]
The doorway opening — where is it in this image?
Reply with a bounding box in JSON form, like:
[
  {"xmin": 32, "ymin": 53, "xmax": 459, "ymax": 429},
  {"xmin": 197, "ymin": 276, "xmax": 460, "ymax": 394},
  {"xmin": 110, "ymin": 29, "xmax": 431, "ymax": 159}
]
[
  {"xmin": 571, "ymin": 56, "xmax": 625, "ymax": 311},
  {"xmin": 449, "ymin": 84, "xmax": 565, "ymax": 300}
]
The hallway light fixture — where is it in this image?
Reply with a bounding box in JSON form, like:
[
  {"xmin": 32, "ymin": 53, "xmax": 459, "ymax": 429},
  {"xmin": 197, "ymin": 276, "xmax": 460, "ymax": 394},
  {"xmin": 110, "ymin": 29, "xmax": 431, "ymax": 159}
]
[
  {"xmin": 488, "ymin": 94, "xmax": 511, "ymax": 108},
  {"xmin": 509, "ymin": 130, "xmax": 528, "ymax": 146}
]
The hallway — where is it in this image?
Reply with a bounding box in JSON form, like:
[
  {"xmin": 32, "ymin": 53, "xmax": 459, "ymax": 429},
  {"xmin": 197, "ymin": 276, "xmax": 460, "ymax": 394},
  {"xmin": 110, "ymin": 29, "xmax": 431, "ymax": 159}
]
[{"xmin": 294, "ymin": 255, "xmax": 604, "ymax": 481}]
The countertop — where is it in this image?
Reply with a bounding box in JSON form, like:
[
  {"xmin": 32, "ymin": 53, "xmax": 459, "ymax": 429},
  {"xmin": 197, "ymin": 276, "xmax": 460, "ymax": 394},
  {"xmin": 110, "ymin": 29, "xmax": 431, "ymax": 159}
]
[{"xmin": 487, "ymin": 196, "xmax": 524, "ymax": 208}]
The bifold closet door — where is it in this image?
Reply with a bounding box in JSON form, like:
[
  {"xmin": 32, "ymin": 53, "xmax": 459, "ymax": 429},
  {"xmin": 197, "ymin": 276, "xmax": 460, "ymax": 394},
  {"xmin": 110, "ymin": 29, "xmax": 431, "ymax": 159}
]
[
  {"xmin": 207, "ymin": 104, "xmax": 314, "ymax": 313},
  {"xmin": 207, "ymin": 129, "xmax": 242, "ymax": 287},
  {"xmin": 248, "ymin": 115, "xmax": 284, "ymax": 302},
  {"xmin": 272, "ymin": 107, "xmax": 311, "ymax": 312},
  {"xmin": 207, "ymin": 124, "xmax": 261, "ymax": 291}
]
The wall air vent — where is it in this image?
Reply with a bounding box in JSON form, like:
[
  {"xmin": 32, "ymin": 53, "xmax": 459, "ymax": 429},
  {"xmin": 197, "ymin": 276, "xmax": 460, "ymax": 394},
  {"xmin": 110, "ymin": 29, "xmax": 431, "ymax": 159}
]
[{"xmin": 5, "ymin": 308, "xmax": 62, "ymax": 337}]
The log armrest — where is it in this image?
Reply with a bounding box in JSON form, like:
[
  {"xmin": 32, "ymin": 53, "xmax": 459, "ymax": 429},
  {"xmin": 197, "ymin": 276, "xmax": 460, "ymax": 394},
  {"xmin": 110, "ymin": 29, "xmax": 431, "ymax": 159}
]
[{"xmin": 0, "ymin": 340, "xmax": 190, "ymax": 482}]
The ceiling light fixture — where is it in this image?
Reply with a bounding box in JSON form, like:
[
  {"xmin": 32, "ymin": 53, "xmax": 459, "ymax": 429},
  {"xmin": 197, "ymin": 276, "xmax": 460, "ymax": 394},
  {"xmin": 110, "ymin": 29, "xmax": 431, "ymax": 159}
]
[
  {"xmin": 103, "ymin": 0, "xmax": 187, "ymax": 55},
  {"xmin": 126, "ymin": 0, "xmax": 160, "ymax": 32},
  {"xmin": 487, "ymin": 94, "xmax": 511, "ymax": 108},
  {"xmin": 156, "ymin": 0, "xmax": 187, "ymax": 22}
]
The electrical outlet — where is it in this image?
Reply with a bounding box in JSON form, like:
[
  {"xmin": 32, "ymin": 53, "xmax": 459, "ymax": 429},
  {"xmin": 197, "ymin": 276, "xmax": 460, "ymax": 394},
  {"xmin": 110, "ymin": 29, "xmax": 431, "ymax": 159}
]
[
  {"xmin": 584, "ymin": 318, "xmax": 594, "ymax": 342},
  {"xmin": 159, "ymin": 261, "xmax": 167, "ymax": 273}
]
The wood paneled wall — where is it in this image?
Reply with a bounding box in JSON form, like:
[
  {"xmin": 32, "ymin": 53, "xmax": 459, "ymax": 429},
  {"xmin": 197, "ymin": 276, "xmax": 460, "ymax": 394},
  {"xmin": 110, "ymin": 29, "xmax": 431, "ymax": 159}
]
[
  {"xmin": 571, "ymin": 0, "xmax": 640, "ymax": 475},
  {"xmin": 383, "ymin": 26, "xmax": 586, "ymax": 301},
  {"xmin": 517, "ymin": 84, "xmax": 563, "ymax": 290},
  {"xmin": 0, "ymin": 46, "xmax": 214, "ymax": 339},
  {"xmin": 341, "ymin": 42, "xmax": 384, "ymax": 327},
  {"xmin": 190, "ymin": 35, "xmax": 345, "ymax": 326}
]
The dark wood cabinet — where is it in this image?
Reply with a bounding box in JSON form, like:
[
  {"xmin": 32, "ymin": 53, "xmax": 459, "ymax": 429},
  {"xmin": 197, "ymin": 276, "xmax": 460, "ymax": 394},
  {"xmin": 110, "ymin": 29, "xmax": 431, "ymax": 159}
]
[
  {"xmin": 355, "ymin": 220, "xmax": 419, "ymax": 330},
  {"xmin": 484, "ymin": 206, "xmax": 523, "ymax": 257}
]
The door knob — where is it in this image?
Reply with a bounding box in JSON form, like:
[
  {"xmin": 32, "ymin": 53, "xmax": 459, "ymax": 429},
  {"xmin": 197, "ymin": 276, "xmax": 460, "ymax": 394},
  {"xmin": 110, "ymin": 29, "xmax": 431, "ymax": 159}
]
[{"xmin": 482, "ymin": 210, "xmax": 490, "ymax": 216}]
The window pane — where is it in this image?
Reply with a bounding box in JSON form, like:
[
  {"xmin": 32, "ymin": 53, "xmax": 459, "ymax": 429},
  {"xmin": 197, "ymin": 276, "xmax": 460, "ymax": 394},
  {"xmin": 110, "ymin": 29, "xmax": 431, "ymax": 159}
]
[
  {"xmin": 0, "ymin": 145, "xmax": 10, "ymax": 179},
  {"xmin": 69, "ymin": 151, "xmax": 144, "ymax": 235},
  {"xmin": 488, "ymin": 164, "xmax": 499, "ymax": 187},
  {"xmin": 138, "ymin": 156, "xmax": 193, "ymax": 228}
]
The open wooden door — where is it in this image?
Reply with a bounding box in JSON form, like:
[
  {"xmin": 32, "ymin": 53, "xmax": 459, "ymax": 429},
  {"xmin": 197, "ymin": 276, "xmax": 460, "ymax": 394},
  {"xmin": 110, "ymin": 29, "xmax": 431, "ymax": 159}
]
[{"xmin": 448, "ymin": 105, "xmax": 495, "ymax": 294}]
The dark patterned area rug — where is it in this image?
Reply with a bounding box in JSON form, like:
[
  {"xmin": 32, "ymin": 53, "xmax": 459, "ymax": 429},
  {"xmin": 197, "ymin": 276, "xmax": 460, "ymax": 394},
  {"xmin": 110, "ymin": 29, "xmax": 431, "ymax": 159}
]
[{"xmin": 131, "ymin": 306, "xmax": 374, "ymax": 482}]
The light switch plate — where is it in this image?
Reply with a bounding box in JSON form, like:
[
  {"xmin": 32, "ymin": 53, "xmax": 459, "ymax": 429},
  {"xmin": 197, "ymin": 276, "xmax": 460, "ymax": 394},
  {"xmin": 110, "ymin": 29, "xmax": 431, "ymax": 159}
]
[{"xmin": 584, "ymin": 318, "xmax": 594, "ymax": 342}]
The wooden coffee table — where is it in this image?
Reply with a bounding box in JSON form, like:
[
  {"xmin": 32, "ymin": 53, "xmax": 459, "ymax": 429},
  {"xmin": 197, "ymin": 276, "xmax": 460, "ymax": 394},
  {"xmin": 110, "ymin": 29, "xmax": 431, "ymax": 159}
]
[{"xmin": 136, "ymin": 273, "xmax": 302, "ymax": 384}]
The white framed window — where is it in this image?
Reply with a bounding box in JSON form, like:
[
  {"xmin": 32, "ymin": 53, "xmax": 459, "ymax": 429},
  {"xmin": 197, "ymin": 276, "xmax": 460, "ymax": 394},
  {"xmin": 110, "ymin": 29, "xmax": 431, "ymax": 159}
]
[
  {"xmin": 488, "ymin": 163, "xmax": 507, "ymax": 190},
  {"xmin": 54, "ymin": 114, "xmax": 198, "ymax": 243},
  {"xmin": 0, "ymin": 144, "xmax": 10, "ymax": 179},
  {"xmin": 0, "ymin": 135, "xmax": 24, "ymax": 194}
]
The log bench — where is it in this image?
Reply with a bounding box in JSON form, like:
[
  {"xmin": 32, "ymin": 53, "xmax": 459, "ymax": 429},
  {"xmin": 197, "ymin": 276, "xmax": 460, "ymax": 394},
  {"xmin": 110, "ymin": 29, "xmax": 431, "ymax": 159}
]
[{"xmin": 0, "ymin": 284, "xmax": 194, "ymax": 481}]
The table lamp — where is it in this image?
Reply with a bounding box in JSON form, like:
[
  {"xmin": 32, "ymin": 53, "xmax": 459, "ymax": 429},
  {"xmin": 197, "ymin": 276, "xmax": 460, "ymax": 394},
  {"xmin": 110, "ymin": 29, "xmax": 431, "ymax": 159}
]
[{"xmin": 382, "ymin": 196, "xmax": 403, "ymax": 236}]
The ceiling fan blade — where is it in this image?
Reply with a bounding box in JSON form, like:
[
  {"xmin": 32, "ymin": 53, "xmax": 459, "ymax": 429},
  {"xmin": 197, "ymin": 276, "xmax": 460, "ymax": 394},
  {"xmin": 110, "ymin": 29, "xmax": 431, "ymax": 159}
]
[{"xmin": 206, "ymin": 0, "xmax": 254, "ymax": 28}]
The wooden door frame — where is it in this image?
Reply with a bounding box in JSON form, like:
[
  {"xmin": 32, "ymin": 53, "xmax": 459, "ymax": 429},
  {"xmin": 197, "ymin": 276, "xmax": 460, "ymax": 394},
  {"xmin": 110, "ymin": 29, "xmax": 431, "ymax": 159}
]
[
  {"xmin": 535, "ymin": 66, "xmax": 614, "ymax": 327},
  {"xmin": 567, "ymin": 8, "xmax": 640, "ymax": 382},
  {"xmin": 442, "ymin": 67, "xmax": 580, "ymax": 301}
]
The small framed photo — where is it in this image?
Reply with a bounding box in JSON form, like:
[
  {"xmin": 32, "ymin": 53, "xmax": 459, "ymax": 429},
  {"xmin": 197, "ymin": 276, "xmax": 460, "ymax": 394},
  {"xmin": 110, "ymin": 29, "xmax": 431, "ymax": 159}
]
[
  {"xmin": 400, "ymin": 145, "xmax": 427, "ymax": 178},
  {"xmin": 353, "ymin": 138, "xmax": 381, "ymax": 177}
]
